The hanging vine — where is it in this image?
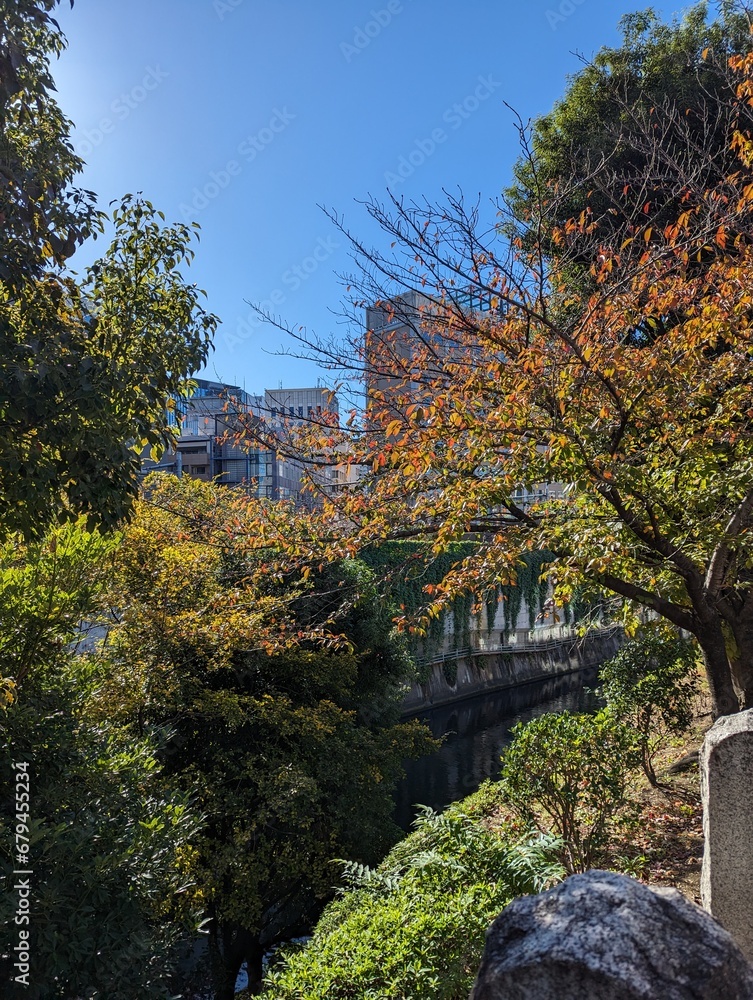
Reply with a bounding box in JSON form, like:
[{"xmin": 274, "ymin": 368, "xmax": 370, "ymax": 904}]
[
  {"xmin": 360, "ymin": 543, "xmax": 557, "ymax": 663},
  {"xmin": 361, "ymin": 541, "xmax": 477, "ymax": 661},
  {"xmin": 452, "ymin": 592, "xmax": 473, "ymax": 651},
  {"xmin": 485, "ymin": 587, "xmax": 500, "ymax": 637}
]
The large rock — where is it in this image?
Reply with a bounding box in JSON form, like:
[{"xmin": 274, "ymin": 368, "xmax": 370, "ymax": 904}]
[
  {"xmin": 469, "ymin": 870, "xmax": 753, "ymax": 1000},
  {"xmin": 701, "ymin": 708, "xmax": 753, "ymax": 962}
]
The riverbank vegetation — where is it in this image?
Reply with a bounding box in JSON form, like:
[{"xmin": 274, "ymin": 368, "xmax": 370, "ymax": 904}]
[
  {"xmin": 93, "ymin": 475, "xmax": 434, "ymax": 998},
  {"xmin": 259, "ymin": 629, "xmax": 707, "ymax": 999},
  {"xmin": 263, "ymin": 806, "xmax": 564, "ymax": 1000},
  {"xmin": 1, "ymin": 477, "xmax": 435, "ymax": 999}
]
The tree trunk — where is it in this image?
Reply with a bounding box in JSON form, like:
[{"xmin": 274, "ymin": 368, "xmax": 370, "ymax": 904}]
[
  {"xmin": 210, "ymin": 924, "xmax": 260, "ymax": 1000},
  {"xmin": 245, "ymin": 941, "xmax": 265, "ymax": 995},
  {"xmin": 728, "ymin": 619, "xmax": 753, "ymax": 710},
  {"xmin": 696, "ymin": 624, "xmax": 740, "ymax": 719},
  {"xmin": 210, "ymin": 951, "xmax": 239, "ymax": 1000}
]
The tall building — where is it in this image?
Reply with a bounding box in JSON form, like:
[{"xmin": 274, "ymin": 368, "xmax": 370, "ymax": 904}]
[
  {"xmin": 364, "ymin": 290, "xmax": 432, "ymax": 424},
  {"xmin": 364, "ymin": 288, "xmax": 499, "ymax": 426}
]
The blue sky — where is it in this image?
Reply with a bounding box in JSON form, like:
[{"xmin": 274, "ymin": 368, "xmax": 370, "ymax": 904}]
[{"xmin": 54, "ymin": 0, "xmax": 687, "ymax": 395}]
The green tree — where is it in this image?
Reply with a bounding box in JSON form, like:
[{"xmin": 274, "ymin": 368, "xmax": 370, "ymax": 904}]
[
  {"xmin": 0, "ymin": 5, "xmax": 225, "ymax": 995},
  {"xmin": 0, "ymin": 1, "xmax": 217, "ymax": 542},
  {"xmin": 94, "ymin": 476, "xmax": 433, "ymax": 1000},
  {"xmin": 0, "ymin": 524, "xmax": 201, "ymax": 999},
  {"xmin": 263, "ymin": 802, "xmax": 564, "ymax": 1000},
  {"xmin": 0, "ymin": 0, "xmax": 99, "ymax": 289},
  {"xmin": 499, "ymin": 710, "xmax": 639, "ymax": 873},
  {"xmin": 600, "ymin": 626, "xmax": 699, "ymax": 787},
  {"xmin": 506, "ymin": 3, "xmax": 753, "ymax": 289}
]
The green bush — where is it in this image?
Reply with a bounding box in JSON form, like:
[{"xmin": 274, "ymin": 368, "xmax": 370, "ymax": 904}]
[
  {"xmin": 262, "ymin": 805, "xmax": 564, "ymax": 1000},
  {"xmin": 499, "ymin": 710, "xmax": 639, "ymax": 873},
  {"xmin": 599, "ymin": 627, "xmax": 699, "ymax": 786}
]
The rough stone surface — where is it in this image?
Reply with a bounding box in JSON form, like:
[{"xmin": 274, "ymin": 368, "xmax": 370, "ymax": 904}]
[
  {"xmin": 701, "ymin": 708, "xmax": 753, "ymax": 962},
  {"xmin": 469, "ymin": 870, "xmax": 753, "ymax": 1000}
]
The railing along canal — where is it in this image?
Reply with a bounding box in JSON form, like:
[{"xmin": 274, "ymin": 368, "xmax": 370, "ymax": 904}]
[{"xmin": 420, "ymin": 623, "xmax": 621, "ymax": 667}]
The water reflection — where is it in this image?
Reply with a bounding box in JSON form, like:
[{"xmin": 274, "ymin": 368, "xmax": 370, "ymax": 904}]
[{"xmin": 395, "ymin": 669, "xmax": 600, "ymax": 830}]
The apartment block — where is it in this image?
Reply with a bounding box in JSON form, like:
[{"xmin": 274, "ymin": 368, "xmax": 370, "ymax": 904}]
[{"xmin": 143, "ymin": 379, "xmax": 340, "ymax": 501}]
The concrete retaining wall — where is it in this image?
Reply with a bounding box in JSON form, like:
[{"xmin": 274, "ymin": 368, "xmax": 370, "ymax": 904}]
[{"xmin": 401, "ymin": 629, "xmax": 623, "ymax": 715}]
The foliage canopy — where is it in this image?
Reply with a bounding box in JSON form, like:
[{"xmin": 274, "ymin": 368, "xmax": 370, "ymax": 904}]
[
  {"xmin": 0, "ymin": 1, "xmax": 216, "ymax": 541},
  {"xmin": 247, "ymin": 20, "xmax": 753, "ymax": 721},
  {"xmin": 93, "ymin": 476, "xmax": 433, "ymax": 999}
]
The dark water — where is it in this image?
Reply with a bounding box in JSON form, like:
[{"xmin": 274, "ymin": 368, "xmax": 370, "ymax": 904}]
[{"xmin": 394, "ymin": 669, "xmax": 600, "ymax": 830}]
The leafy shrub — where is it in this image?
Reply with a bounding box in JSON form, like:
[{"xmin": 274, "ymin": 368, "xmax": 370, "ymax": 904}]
[
  {"xmin": 599, "ymin": 627, "xmax": 699, "ymax": 786},
  {"xmin": 499, "ymin": 710, "xmax": 639, "ymax": 873},
  {"xmin": 262, "ymin": 805, "xmax": 564, "ymax": 1000}
]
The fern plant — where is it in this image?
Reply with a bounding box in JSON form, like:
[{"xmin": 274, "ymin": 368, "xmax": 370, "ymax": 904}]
[{"xmin": 263, "ymin": 803, "xmax": 564, "ymax": 999}]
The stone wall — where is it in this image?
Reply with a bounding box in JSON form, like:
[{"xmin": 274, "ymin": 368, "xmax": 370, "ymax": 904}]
[{"xmin": 401, "ymin": 628, "xmax": 623, "ymax": 715}]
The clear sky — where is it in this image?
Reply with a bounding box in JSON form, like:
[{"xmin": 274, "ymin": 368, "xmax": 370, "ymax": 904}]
[{"xmin": 53, "ymin": 0, "xmax": 687, "ymax": 395}]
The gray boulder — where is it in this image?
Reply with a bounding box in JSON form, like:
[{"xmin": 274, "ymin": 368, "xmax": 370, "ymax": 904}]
[{"xmin": 470, "ymin": 870, "xmax": 753, "ymax": 1000}]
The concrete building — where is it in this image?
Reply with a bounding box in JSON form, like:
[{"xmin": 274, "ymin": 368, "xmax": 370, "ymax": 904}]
[
  {"xmin": 364, "ymin": 288, "xmax": 499, "ymax": 427},
  {"xmin": 262, "ymin": 385, "xmax": 334, "ymax": 423},
  {"xmin": 143, "ymin": 379, "xmax": 340, "ymax": 502}
]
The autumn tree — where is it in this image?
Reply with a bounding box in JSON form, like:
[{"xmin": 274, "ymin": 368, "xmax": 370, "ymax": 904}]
[
  {"xmin": 93, "ymin": 476, "xmax": 432, "ymax": 1000},
  {"xmin": 243, "ymin": 43, "xmax": 753, "ymax": 721}
]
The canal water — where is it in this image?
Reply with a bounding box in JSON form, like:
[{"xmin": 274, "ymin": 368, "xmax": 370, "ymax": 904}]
[{"xmin": 394, "ymin": 668, "xmax": 601, "ymax": 830}]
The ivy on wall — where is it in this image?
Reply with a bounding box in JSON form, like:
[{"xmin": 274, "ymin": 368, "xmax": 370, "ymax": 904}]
[
  {"xmin": 361, "ymin": 542, "xmax": 475, "ymax": 668},
  {"xmin": 361, "ymin": 543, "xmax": 564, "ymax": 667}
]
